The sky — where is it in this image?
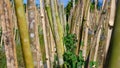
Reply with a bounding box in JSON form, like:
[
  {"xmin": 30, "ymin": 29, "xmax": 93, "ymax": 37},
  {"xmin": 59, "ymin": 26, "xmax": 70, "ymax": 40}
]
[{"xmin": 23, "ymin": 0, "xmax": 69, "ymax": 7}]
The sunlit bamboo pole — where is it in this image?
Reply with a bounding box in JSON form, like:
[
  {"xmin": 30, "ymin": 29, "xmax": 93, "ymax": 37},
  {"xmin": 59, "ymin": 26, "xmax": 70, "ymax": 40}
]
[
  {"xmin": 45, "ymin": 0, "xmax": 65, "ymax": 67},
  {"xmin": 1, "ymin": 0, "xmax": 18, "ymax": 68},
  {"xmin": 105, "ymin": 0, "xmax": 116, "ymax": 58},
  {"xmin": 105, "ymin": 0, "xmax": 120, "ymax": 68},
  {"xmin": 14, "ymin": 0, "xmax": 34, "ymax": 68},
  {"xmin": 75, "ymin": 0, "xmax": 87, "ymax": 55},
  {"xmin": 94, "ymin": 26, "xmax": 102, "ymax": 62},
  {"xmin": 58, "ymin": 4, "xmax": 64, "ymax": 31},
  {"xmin": 61, "ymin": 4, "xmax": 67, "ymax": 33},
  {"xmin": 53, "ymin": 0, "xmax": 64, "ymax": 67},
  {"xmin": 83, "ymin": 5, "xmax": 90, "ymax": 60},
  {"xmin": 72, "ymin": 0, "xmax": 75, "ymax": 7},
  {"xmin": 40, "ymin": 0, "xmax": 51, "ymax": 68},
  {"xmin": 35, "ymin": 5, "xmax": 44, "ymax": 68},
  {"xmin": 27, "ymin": 0, "xmax": 43, "ymax": 67}
]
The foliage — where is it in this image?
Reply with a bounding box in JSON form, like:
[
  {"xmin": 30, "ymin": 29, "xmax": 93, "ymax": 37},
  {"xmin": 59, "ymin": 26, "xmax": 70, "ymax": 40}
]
[
  {"xmin": 64, "ymin": 0, "xmax": 79, "ymax": 21},
  {"xmin": 65, "ymin": 1, "xmax": 72, "ymax": 21},
  {"xmin": 64, "ymin": 23, "xmax": 77, "ymax": 52},
  {"xmin": 63, "ymin": 23, "xmax": 84, "ymax": 68},
  {"xmin": 23, "ymin": 4, "xmax": 26, "ymax": 12},
  {"xmin": 0, "ymin": 47, "xmax": 6, "ymax": 68},
  {"xmin": 89, "ymin": 61, "xmax": 98, "ymax": 68},
  {"xmin": 16, "ymin": 44, "xmax": 25, "ymax": 68},
  {"xmin": 63, "ymin": 51, "xmax": 77, "ymax": 68},
  {"xmin": 80, "ymin": 41, "xmax": 84, "ymax": 46},
  {"xmin": 90, "ymin": 1, "xmax": 95, "ymax": 12},
  {"xmin": 53, "ymin": 54, "xmax": 59, "ymax": 68},
  {"xmin": 77, "ymin": 51, "xmax": 84, "ymax": 68},
  {"xmin": 15, "ymin": 29, "xmax": 25, "ymax": 67}
]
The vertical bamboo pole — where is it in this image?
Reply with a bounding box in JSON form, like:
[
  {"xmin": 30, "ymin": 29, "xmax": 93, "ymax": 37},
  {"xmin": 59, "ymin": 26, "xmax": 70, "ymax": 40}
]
[
  {"xmin": 14, "ymin": 0, "xmax": 34, "ymax": 68},
  {"xmin": 40, "ymin": 0, "xmax": 50, "ymax": 68},
  {"xmin": 83, "ymin": 4, "xmax": 90, "ymax": 60},
  {"xmin": 1, "ymin": 0, "xmax": 18, "ymax": 68},
  {"xmin": 35, "ymin": 5, "xmax": 44, "ymax": 68},
  {"xmin": 0, "ymin": 4, "xmax": 3, "ymax": 47},
  {"xmin": 105, "ymin": 0, "xmax": 116, "ymax": 58},
  {"xmin": 53, "ymin": 0, "xmax": 64, "ymax": 67},
  {"xmin": 72, "ymin": 0, "xmax": 75, "ymax": 8},
  {"xmin": 27, "ymin": 0, "xmax": 43, "ymax": 67},
  {"xmin": 45, "ymin": 0, "xmax": 64, "ymax": 67},
  {"xmin": 105, "ymin": 0, "xmax": 120, "ymax": 68}
]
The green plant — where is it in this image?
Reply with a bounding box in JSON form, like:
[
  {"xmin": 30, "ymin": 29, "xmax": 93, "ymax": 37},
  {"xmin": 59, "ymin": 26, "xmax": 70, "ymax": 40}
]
[
  {"xmin": 80, "ymin": 41, "xmax": 84, "ymax": 46},
  {"xmin": 89, "ymin": 61, "xmax": 98, "ymax": 68},
  {"xmin": 0, "ymin": 47, "xmax": 7, "ymax": 68},
  {"xmin": 77, "ymin": 50, "xmax": 84, "ymax": 68},
  {"xmin": 63, "ymin": 23, "xmax": 84, "ymax": 68},
  {"xmin": 64, "ymin": 0, "xmax": 79, "ymax": 21},
  {"xmin": 64, "ymin": 23, "xmax": 77, "ymax": 52},
  {"xmin": 65, "ymin": 1, "xmax": 72, "ymax": 21},
  {"xmin": 90, "ymin": 2, "xmax": 95, "ymax": 12}
]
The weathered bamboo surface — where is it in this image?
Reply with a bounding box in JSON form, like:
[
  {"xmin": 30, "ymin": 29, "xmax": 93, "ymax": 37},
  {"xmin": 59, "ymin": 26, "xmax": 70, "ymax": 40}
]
[{"xmin": 0, "ymin": 0, "xmax": 117, "ymax": 68}]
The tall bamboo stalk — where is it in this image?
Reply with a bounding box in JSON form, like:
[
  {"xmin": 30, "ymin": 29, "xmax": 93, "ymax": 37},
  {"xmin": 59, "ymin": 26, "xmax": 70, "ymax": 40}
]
[
  {"xmin": 53, "ymin": 0, "xmax": 64, "ymax": 66},
  {"xmin": 105, "ymin": 0, "xmax": 116, "ymax": 58},
  {"xmin": 0, "ymin": 0, "xmax": 18, "ymax": 68},
  {"xmin": 105, "ymin": 0, "xmax": 120, "ymax": 68},
  {"xmin": 40, "ymin": 0, "xmax": 51, "ymax": 68},
  {"xmin": 27, "ymin": 0, "xmax": 43, "ymax": 67},
  {"xmin": 14, "ymin": 0, "xmax": 34, "ymax": 68},
  {"xmin": 72, "ymin": 0, "xmax": 75, "ymax": 7},
  {"xmin": 45, "ymin": 0, "xmax": 64, "ymax": 67}
]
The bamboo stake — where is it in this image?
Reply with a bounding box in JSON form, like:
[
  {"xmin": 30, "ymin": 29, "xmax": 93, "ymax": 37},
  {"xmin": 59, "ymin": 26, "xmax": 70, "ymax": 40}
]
[
  {"xmin": 40, "ymin": 0, "xmax": 50, "ymax": 68},
  {"xmin": 105, "ymin": 0, "xmax": 116, "ymax": 58},
  {"xmin": 104, "ymin": 0, "xmax": 120, "ymax": 67},
  {"xmin": 45, "ymin": 0, "xmax": 65, "ymax": 67},
  {"xmin": 53, "ymin": 0, "xmax": 64, "ymax": 66},
  {"xmin": 94, "ymin": 26, "xmax": 102, "ymax": 62},
  {"xmin": 72, "ymin": 0, "xmax": 75, "ymax": 8},
  {"xmin": 76, "ymin": 0, "xmax": 87, "ymax": 55},
  {"xmin": 83, "ymin": 5, "xmax": 90, "ymax": 60},
  {"xmin": 0, "ymin": 0, "xmax": 18, "ymax": 68},
  {"xmin": 27, "ymin": 0, "xmax": 43, "ymax": 67},
  {"xmin": 14, "ymin": 0, "xmax": 34, "ymax": 67}
]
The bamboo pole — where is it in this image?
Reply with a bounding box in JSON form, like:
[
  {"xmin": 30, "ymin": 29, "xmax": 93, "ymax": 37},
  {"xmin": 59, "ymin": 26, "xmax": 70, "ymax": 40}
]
[
  {"xmin": 76, "ymin": 0, "xmax": 87, "ymax": 55},
  {"xmin": 53, "ymin": 0, "xmax": 64, "ymax": 67},
  {"xmin": 83, "ymin": 4, "xmax": 90, "ymax": 60},
  {"xmin": 27, "ymin": 0, "xmax": 43, "ymax": 67},
  {"xmin": 105, "ymin": 0, "xmax": 120, "ymax": 68},
  {"xmin": 44, "ymin": 9, "xmax": 56, "ymax": 67},
  {"xmin": 14, "ymin": 0, "xmax": 34, "ymax": 68},
  {"xmin": 105, "ymin": 0, "xmax": 116, "ymax": 58},
  {"xmin": 93, "ymin": 26, "xmax": 102, "ymax": 62},
  {"xmin": 72, "ymin": 0, "xmax": 75, "ymax": 8},
  {"xmin": 40, "ymin": 0, "xmax": 50, "ymax": 68},
  {"xmin": 45, "ymin": 0, "xmax": 65, "ymax": 67},
  {"xmin": 0, "ymin": 0, "xmax": 18, "ymax": 68}
]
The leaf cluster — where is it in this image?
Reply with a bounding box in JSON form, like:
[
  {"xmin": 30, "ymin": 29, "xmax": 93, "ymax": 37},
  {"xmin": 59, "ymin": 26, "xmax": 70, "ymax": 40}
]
[
  {"xmin": 89, "ymin": 61, "xmax": 98, "ymax": 68},
  {"xmin": 90, "ymin": 1, "xmax": 95, "ymax": 12},
  {"xmin": 63, "ymin": 23, "xmax": 84, "ymax": 68}
]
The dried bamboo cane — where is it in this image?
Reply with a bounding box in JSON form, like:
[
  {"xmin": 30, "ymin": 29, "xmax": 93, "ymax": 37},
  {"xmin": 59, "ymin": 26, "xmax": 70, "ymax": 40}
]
[
  {"xmin": 40, "ymin": 0, "xmax": 51, "ymax": 68},
  {"xmin": 1, "ymin": 0, "xmax": 18, "ymax": 68},
  {"xmin": 27, "ymin": 0, "xmax": 43, "ymax": 67}
]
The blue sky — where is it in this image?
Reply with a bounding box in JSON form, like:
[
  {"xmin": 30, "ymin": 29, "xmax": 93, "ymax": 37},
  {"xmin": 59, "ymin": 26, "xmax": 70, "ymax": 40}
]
[{"xmin": 23, "ymin": 0, "xmax": 69, "ymax": 7}]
